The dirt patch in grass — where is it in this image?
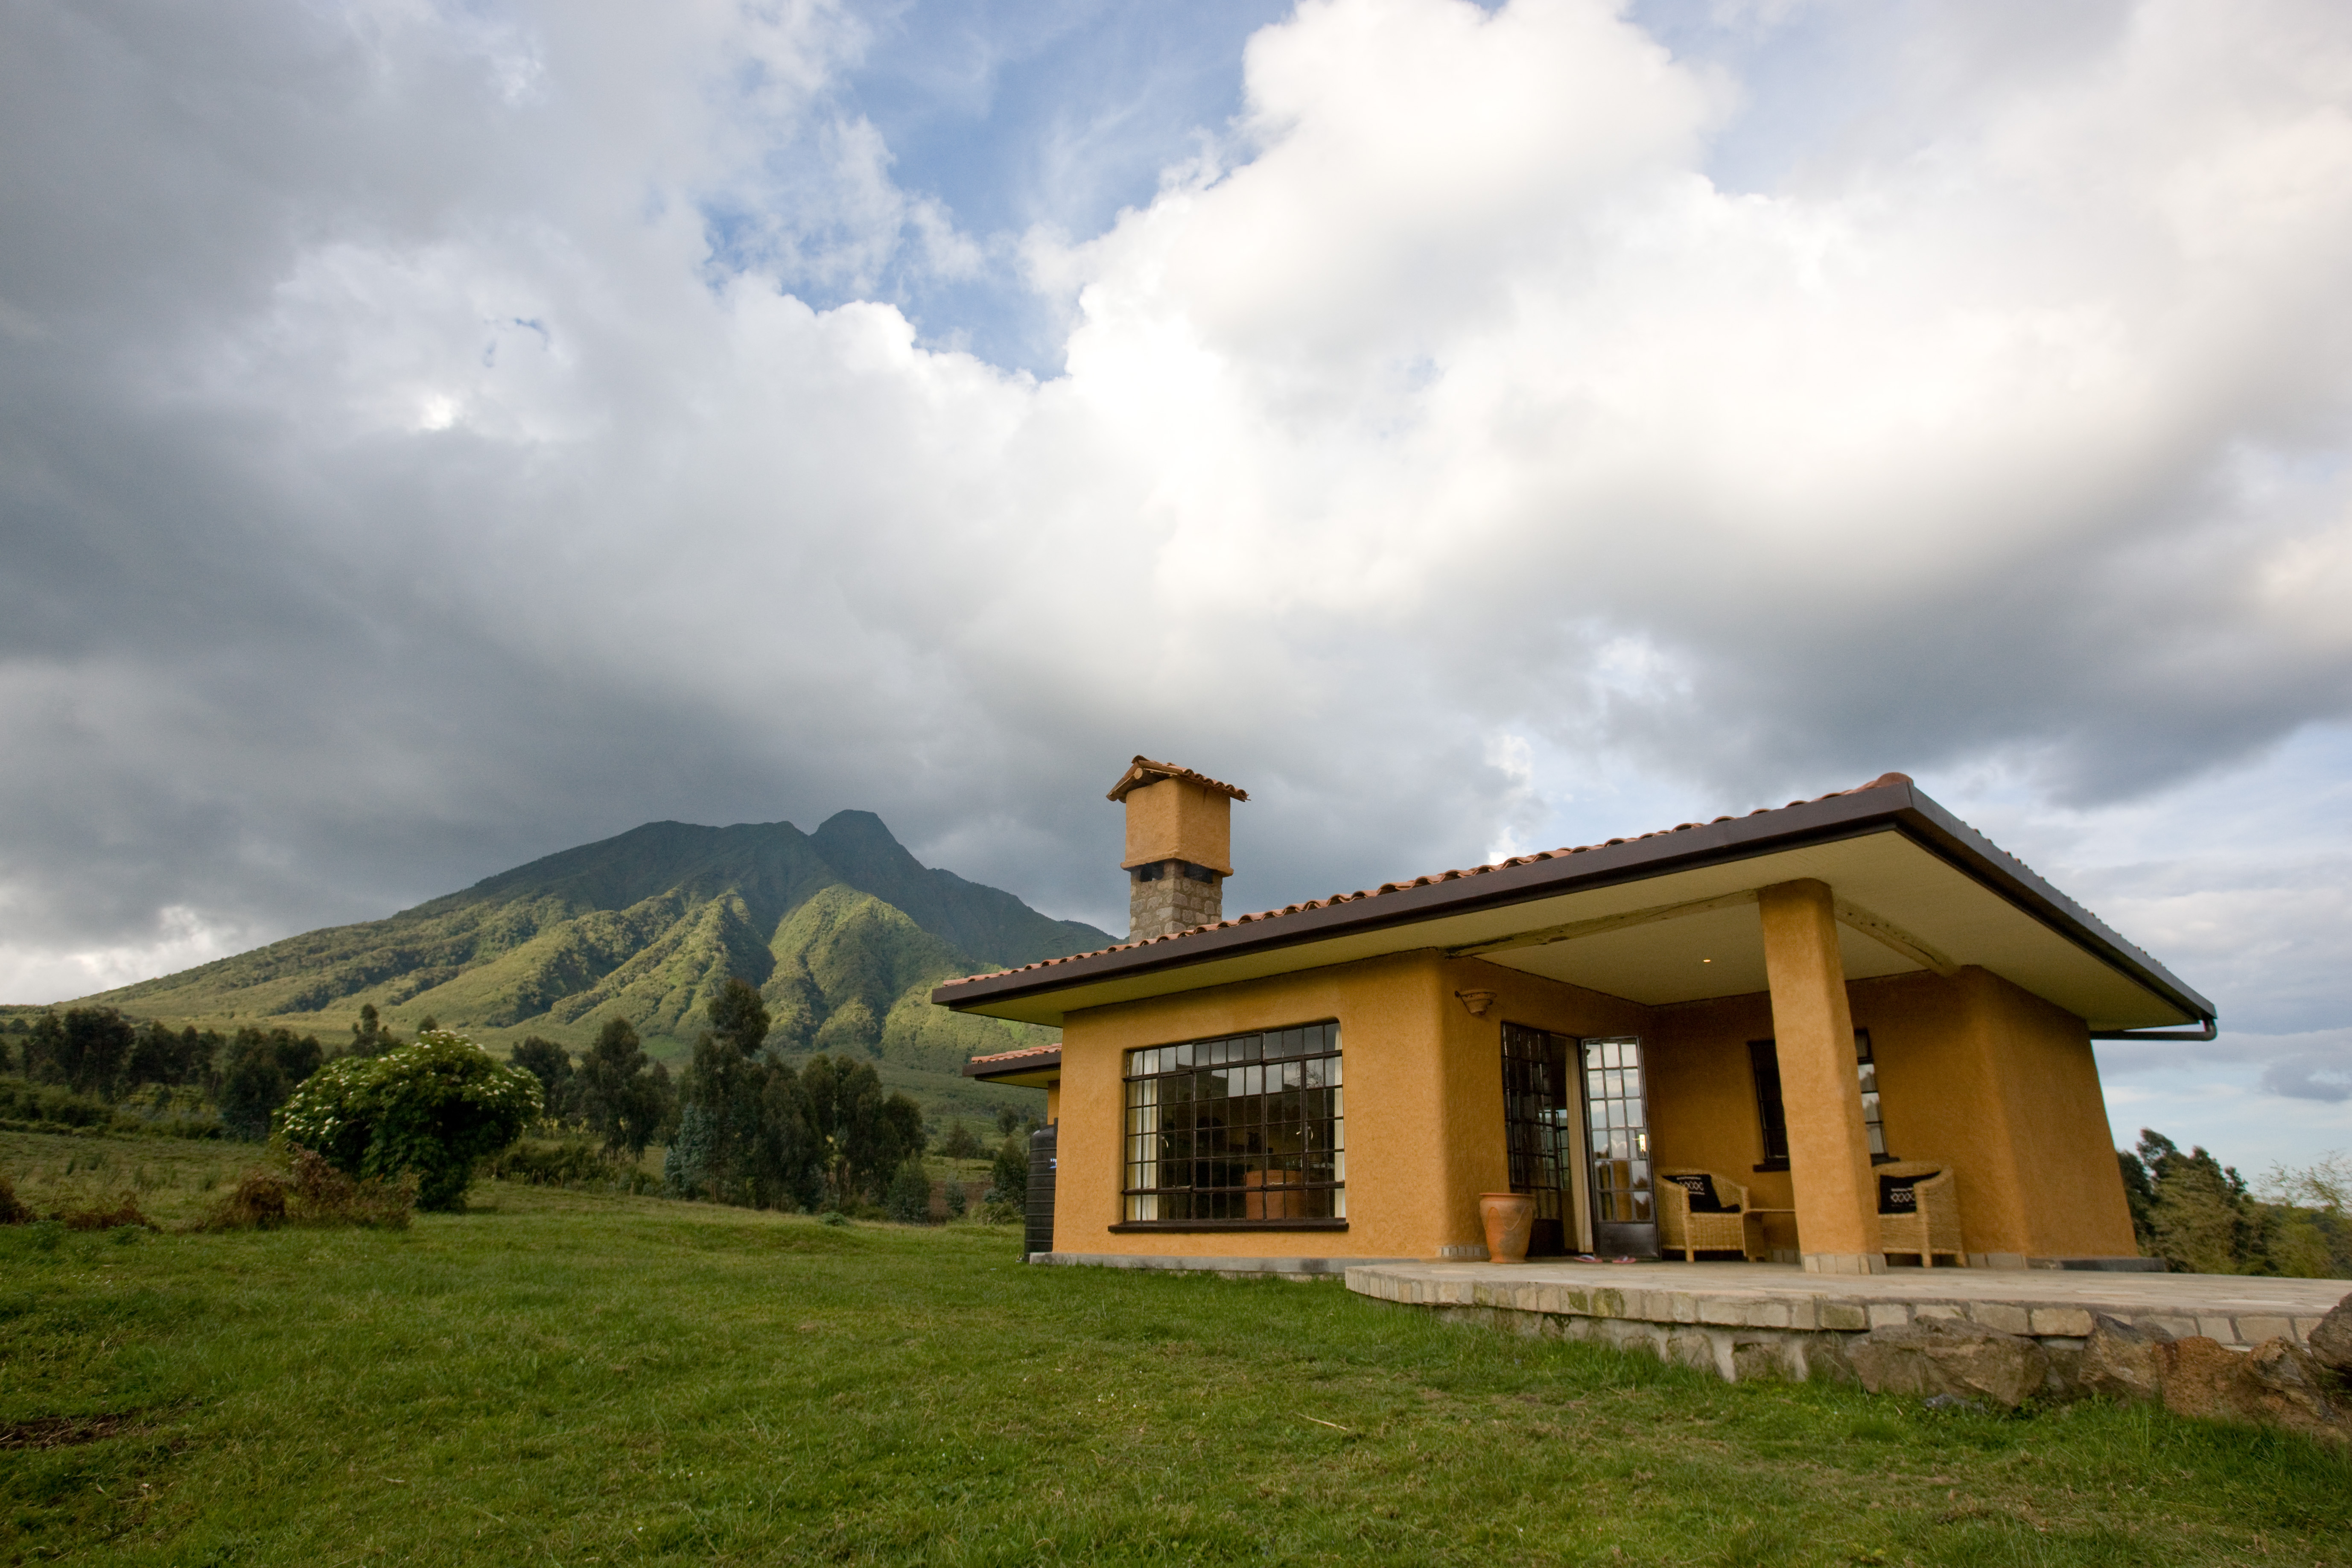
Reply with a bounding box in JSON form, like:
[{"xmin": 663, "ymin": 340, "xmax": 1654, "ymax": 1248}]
[{"xmin": 0, "ymin": 1410, "xmax": 150, "ymax": 1450}]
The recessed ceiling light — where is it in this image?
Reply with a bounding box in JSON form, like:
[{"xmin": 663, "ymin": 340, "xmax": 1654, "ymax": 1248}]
[{"xmin": 1701, "ymin": 958, "xmax": 1713, "ymax": 963}]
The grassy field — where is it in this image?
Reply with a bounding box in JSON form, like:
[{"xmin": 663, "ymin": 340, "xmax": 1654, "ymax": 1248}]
[{"xmin": 3, "ymin": 1131, "xmax": 2349, "ymax": 1566}]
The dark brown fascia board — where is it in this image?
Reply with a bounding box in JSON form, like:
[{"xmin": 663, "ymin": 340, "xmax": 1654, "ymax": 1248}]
[
  {"xmin": 931, "ymin": 782, "xmax": 2218, "ymax": 1026},
  {"xmin": 963, "ymin": 1050, "xmax": 1062, "ymax": 1080}
]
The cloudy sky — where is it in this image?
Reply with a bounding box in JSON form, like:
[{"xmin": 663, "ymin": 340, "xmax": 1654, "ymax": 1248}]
[{"xmin": 3, "ymin": 0, "xmax": 2348, "ymax": 1171}]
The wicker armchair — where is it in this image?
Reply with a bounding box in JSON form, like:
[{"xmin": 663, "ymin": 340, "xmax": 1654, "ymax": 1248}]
[
  {"xmin": 1876, "ymin": 1161, "xmax": 1964, "ymax": 1267},
  {"xmin": 1658, "ymin": 1169, "xmax": 1752, "ymax": 1261}
]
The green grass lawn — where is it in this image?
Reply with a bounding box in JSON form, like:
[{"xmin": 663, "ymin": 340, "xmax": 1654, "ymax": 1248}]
[{"xmin": 3, "ymin": 1132, "xmax": 2349, "ymax": 1566}]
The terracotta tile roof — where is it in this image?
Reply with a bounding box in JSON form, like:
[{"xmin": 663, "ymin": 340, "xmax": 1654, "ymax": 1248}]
[
  {"xmin": 1106, "ymin": 756, "xmax": 1250, "ymax": 804},
  {"xmin": 940, "ymin": 772, "xmax": 1918, "ymax": 994},
  {"xmin": 965, "ymin": 1043, "xmax": 1062, "ymax": 1069}
]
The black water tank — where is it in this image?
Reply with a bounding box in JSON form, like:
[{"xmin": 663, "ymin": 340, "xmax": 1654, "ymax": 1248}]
[{"xmin": 1024, "ymin": 1124, "xmax": 1056, "ymax": 1260}]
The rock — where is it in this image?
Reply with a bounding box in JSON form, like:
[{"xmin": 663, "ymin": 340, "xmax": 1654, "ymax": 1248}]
[
  {"xmin": 2078, "ymin": 1314, "xmax": 2173, "ymax": 1404},
  {"xmin": 2308, "ymin": 1292, "xmax": 2352, "ymax": 1379},
  {"xmin": 2156, "ymin": 1336, "xmax": 2347, "ymax": 1445},
  {"xmin": 1732, "ymin": 1339, "xmax": 1795, "ymax": 1382},
  {"xmin": 2154, "ymin": 1337, "xmax": 2255, "ymax": 1421},
  {"xmin": 2245, "ymin": 1340, "xmax": 2346, "ymax": 1434},
  {"xmin": 1849, "ymin": 1317, "xmax": 2050, "ymax": 1409}
]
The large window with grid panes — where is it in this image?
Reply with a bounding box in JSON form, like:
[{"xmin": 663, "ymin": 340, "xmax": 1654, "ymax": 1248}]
[{"xmin": 1119, "ymin": 1022, "xmax": 1344, "ymax": 1225}]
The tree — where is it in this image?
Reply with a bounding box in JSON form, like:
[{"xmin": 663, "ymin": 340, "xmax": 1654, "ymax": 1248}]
[
  {"xmin": 124, "ymin": 1021, "xmax": 213, "ymax": 1089},
  {"xmin": 217, "ymin": 1027, "xmax": 327, "ymax": 1141},
  {"xmin": 987, "ymin": 1131, "xmax": 1030, "ymax": 1211},
  {"xmin": 664, "ymin": 980, "xmax": 823, "ymax": 1210},
  {"xmin": 2121, "ymin": 1129, "xmax": 2281, "ymax": 1274},
  {"xmin": 575, "ymin": 1017, "xmax": 668, "ymax": 1160},
  {"xmin": 885, "ymin": 1158, "xmax": 933, "ymax": 1224},
  {"xmin": 2256, "ymin": 1152, "xmax": 2352, "ymax": 1279},
  {"xmin": 21, "ymin": 1013, "xmax": 62, "ymax": 1084},
  {"xmin": 277, "ymin": 1030, "xmax": 541, "ymax": 1211},
  {"xmin": 666, "ymin": 981, "xmax": 772, "ymax": 1203},
  {"xmin": 511, "ymin": 1036, "xmax": 575, "ymax": 1120},
  {"xmin": 219, "ymin": 1047, "xmax": 287, "ymax": 1142},
  {"xmin": 937, "ymin": 1119, "xmax": 984, "ymax": 1160},
  {"xmin": 348, "ymin": 1004, "xmax": 399, "ymax": 1059},
  {"xmin": 708, "ymin": 978, "xmax": 770, "ymax": 1056},
  {"xmin": 37, "ymin": 1008, "xmax": 138, "ymax": 1099},
  {"xmin": 125, "ymin": 1021, "xmax": 176, "ymax": 1087},
  {"xmin": 800, "ymin": 1053, "xmax": 924, "ymax": 1209}
]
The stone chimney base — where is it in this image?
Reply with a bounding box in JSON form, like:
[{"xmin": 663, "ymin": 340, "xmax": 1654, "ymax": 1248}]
[{"xmin": 1129, "ymin": 861, "xmax": 1223, "ymax": 940}]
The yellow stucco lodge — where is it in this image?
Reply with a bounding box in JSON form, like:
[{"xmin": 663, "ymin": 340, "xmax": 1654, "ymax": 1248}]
[{"xmin": 940, "ymin": 760, "xmax": 2216, "ymax": 1276}]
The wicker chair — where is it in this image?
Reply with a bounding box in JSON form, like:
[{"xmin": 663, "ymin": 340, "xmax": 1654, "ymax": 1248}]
[
  {"xmin": 1876, "ymin": 1161, "xmax": 1964, "ymax": 1267},
  {"xmin": 1657, "ymin": 1169, "xmax": 1752, "ymax": 1261}
]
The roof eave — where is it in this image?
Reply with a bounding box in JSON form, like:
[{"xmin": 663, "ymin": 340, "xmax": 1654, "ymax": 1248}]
[
  {"xmin": 963, "ymin": 1048, "xmax": 1062, "ymax": 1086},
  {"xmin": 931, "ymin": 782, "xmax": 2216, "ymax": 1026}
]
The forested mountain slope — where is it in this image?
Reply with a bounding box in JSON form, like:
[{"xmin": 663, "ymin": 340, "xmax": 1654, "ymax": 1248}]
[{"xmin": 84, "ymin": 815, "xmax": 1111, "ymax": 1068}]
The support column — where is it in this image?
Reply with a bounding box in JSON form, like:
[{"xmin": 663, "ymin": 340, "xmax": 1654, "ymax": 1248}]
[{"xmin": 1758, "ymin": 879, "xmax": 1883, "ymax": 1275}]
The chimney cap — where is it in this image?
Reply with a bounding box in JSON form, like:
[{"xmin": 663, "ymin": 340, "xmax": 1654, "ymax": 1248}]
[{"xmin": 1106, "ymin": 756, "xmax": 1250, "ymax": 804}]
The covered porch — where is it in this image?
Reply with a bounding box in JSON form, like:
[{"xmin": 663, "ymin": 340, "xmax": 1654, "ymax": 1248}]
[{"xmin": 1451, "ymin": 836, "xmax": 2206, "ymax": 1274}]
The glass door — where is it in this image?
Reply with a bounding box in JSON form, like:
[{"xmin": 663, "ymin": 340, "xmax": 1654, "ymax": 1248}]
[
  {"xmin": 1500, "ymin": 1023, "xmax": 1574, "ymax": 1257},
  {"xmin": 1581, "ymin": 1036, "xmax": 1657, "ymax": 1258}
]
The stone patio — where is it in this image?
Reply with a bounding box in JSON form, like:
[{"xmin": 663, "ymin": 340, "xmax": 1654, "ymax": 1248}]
[{"xmin": 1344, "ymin": 1259, "xmax": 2350, "ymax": 1387}]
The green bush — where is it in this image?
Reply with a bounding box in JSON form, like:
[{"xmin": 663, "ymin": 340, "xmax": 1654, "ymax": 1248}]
[
  {"xmin": 199, "ymin": 1147, "xmax": 414, "ymax": 1231},
  {"xmin": 0, "ymin": 1077, "xmax": 111, "ymax": 1128},
  {"xmin": 884, "ymin": 1159, "xmax": 932, "ymax": 1224},
  {"xmin": 481, "ymin": 1138, "xmax": 653, "ymax": 1191},
  {"xmin": 277, "ymin": 1031, "xmax": 541, "ymax": 1210}
]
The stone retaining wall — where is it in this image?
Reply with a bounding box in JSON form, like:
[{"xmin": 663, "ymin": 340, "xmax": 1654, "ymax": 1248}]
[{"xmin": 1345, "ymin": 1266, "xmax": 2334, "ymax": 1393}]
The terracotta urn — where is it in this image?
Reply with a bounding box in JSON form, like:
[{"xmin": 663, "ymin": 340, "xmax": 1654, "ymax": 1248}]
[{"xmin": 1478, "ymin": 1192, "xmax": 1536, "ymax": 1264}]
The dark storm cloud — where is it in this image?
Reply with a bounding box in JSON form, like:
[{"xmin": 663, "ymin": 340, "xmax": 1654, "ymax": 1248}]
[{"xmin": 0, "ymin": 0, "xmax": 2349, "ymax": 1111}]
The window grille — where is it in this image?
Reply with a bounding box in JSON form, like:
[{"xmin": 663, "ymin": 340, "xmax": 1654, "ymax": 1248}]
[
  {"xmin": 1581, "ymin": 1035, "xmax": 1653, "ymax": 1228},
  {"xmin": 1501, "ymin": 1022, "xmax": 1573, "ymax": 1253},
  {"xmin": 1122, "ymin": 1022, "xmax": 1342, "ymax": 1223},
  {"xmin": 1748, "ymin": 1029, "xmax": 1891, "ymax": 1169}
]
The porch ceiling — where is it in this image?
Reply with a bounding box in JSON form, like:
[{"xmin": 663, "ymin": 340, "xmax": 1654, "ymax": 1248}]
[
  {"xmin": 1467, "ymin": 831, "xmax": 2152, "ymax": 1015},
  {"xmin": 937, "ymin": 782, "xmax": 2211, "ymax": 1034}
]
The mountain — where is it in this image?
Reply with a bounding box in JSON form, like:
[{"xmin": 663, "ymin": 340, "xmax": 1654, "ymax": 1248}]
[{"xmin": 82, "ymin": 815, "xmax": 1113, "ymax": 1082}]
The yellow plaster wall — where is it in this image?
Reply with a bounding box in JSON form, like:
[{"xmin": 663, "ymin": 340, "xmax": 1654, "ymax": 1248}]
[
  {"xmin": 1440, "ymin": 958, "xmax": 1656, "ymax": 1253},
  {"xmin": 1845, "ymin": 969, "xmax": 2025, "ymax": 1256},
  {"xmin": 1977, "ymin": 970, "xmax": 2140, "ymax": 1258},
  {"xmin": 1043, "ymin": 943, "xmax": 2137, "ymax": 1263},
  {"xmin": 1647, "ymin": 993, "xmax": 1794, "ymax": 1251},
  {"xmin": 1846, "ymin": 966, "xmax": 2135, "ymax": 1259},
  {"xmin": 1119, "ymin": 777, "xmax": 1234, "ymax": 874},
  {"xmin": 1052, "ymin": 951, "xmax": 1649, "ymax": 1259}
]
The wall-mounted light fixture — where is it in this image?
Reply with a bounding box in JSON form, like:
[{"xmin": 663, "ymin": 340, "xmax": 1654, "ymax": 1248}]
[{"xmin": 1454, "ymin": 989, "xmax": 1497, "ymax": 1017}]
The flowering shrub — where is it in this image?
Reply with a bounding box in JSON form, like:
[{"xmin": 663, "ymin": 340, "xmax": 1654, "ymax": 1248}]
[{"xmin": 277, "ymin": 1031, "xmax": 540, "ymax": 1210}]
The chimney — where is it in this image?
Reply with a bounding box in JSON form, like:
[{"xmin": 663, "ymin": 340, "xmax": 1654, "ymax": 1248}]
[{"xmin": 1107, "ymin": 756, "xmax": 1248, "ymax": 941}]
